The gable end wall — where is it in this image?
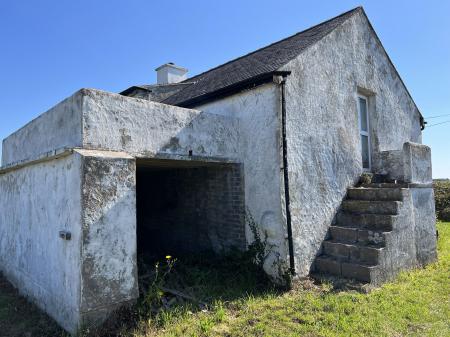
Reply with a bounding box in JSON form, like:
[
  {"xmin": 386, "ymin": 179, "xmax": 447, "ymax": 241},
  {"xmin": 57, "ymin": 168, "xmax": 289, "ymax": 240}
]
[{"xmin": 281, "ymin": 11, "xmax": 423, "ymax": 276}]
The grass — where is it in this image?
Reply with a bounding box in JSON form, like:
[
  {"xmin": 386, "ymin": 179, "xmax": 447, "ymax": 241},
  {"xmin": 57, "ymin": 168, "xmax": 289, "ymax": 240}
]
[{"xmin": 1, "ymin": 223, "xmax": 449, "ymax": 337}]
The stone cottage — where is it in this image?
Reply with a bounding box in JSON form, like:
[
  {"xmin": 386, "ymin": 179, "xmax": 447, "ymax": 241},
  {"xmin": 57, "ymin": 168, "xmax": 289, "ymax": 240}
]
[{"xmin": 0, "ymin": 6, "xmax": 437, "ymax": 335}]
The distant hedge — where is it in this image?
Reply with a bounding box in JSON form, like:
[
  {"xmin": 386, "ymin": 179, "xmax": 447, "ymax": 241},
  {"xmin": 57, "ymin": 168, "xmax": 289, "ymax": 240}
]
[{"xmin": 434, "ymin": 180, "xmax": 450, "ymax": 221}]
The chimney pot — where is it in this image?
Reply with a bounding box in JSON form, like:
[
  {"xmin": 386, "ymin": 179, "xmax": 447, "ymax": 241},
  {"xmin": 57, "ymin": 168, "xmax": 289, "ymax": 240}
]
[{"xmin": 155, "ymin": 63, "xmax": 188, "ymax": 84}]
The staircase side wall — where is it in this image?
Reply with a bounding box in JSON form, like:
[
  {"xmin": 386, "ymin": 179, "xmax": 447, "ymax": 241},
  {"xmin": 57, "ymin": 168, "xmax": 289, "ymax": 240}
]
[
  {"xmin": 411, "ymin": 187, "xmax": 437, "ymax": 265},
  {"xmin": 378, "ymin": 142, "xmax": 437, "ymax": 271},
  {"xmin": 377, "ymin": 187, "xmax": 437, "ymax": 285},
  {"xmin": 377, "ymin": 190, "xmax": 417, "ymax": 284}
]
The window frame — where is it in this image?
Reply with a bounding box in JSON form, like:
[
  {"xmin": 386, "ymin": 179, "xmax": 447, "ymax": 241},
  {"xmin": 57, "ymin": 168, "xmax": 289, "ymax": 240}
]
[{"xmin": 357, "ymin": 94, "xmax": 371, "ymax": 171}]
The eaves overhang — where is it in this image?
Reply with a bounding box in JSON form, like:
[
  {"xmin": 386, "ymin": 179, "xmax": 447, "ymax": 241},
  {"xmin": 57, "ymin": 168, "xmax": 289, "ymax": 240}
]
[{"xmin": 177, "ymin": 71, "xmax": 291, "ymax": 108}]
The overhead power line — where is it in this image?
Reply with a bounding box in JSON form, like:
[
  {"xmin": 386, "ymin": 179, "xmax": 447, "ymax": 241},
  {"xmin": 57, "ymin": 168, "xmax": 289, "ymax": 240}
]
[
  {"xmin": 426, "ymin": 120, "xmax": 450, "ymax": 128},
  {"xmin": 424, "ymin": 113, "xmax": 450, "ymax": 119}
]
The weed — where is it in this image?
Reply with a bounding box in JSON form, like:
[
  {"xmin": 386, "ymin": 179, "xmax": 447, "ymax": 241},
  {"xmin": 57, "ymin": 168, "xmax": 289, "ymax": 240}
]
[{"xmin": 1, "ymin": 224, "xmax": 448, "ymax": 337}]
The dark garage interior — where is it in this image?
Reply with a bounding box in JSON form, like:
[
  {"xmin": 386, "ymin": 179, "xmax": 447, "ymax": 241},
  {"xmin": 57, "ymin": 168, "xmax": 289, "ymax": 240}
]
[{"xmin": 135, "ymin": 159, "xmax": 246, "ymax": 262}]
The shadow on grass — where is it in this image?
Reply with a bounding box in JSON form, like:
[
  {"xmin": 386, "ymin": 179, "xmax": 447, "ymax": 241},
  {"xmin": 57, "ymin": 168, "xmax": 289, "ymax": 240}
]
[
  {"xmin": 89, "ymin": 251, "xmax": 285, "ymax": 337},
  {"xmin": 0, "ymin": 273, "xmax": 68, "ymax": 337}
]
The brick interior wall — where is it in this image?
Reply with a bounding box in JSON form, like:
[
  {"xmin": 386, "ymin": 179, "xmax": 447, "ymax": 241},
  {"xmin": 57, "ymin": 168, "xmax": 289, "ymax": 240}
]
[{"xmin": 136, "ymin": 163, "xmax": 245, "ymax": 259}]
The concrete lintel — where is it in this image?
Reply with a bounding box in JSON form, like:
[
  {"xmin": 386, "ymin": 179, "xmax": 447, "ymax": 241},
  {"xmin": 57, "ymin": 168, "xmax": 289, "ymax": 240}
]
[
  {"xmin": 0, "ymin": 147, "xmax": 137, "ymax": 175},
  {"xmin": 135, "ymin": 151, "xmax": 240, "ymax": 164},
  {"xmin": 73, "ymin": 148, "xmax": 134, "ymax": 159},
  {"xmin": 0, "ymin": 145, "xmax": 239, "ymax": 176}
]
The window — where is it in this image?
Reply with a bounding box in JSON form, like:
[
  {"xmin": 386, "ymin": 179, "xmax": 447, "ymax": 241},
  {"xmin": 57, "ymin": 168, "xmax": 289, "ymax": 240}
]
[{"xmin": 358, "ymin": 95, "xmax": 371, "ymax": 170}]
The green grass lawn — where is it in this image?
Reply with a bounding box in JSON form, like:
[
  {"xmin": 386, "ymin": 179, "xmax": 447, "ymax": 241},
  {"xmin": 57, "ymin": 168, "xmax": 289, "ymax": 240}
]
[
  {"xmin": 127, "ymin": 222, "xmax": 449, "ymax": 337},
  {"xmin": 1, "ymin": 223, "xmax": 449, "ymax": 337}
]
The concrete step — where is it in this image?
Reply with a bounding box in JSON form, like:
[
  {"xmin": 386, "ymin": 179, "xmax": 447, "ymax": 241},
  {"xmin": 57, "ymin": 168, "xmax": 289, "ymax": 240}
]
[
  {"xmin": 315, "ymin": 255, "xmax": 380, "ymax": 283},
  {"xmin": 341, "ymin": 200, "xmax": 400, "ymax": 215},
  {"xmin": 329, "ymin": 226, "xmax": 388, "ymax": 246},
  {"xmin": 315, "ymin": 255, "xmax": 342, "ymax": 276},
  {"xmin": 360, "ymin": 183, "xmax": 408, "ymax": 188},
  {"xmin": 323, "ymin": 240, "xmax": 382, "ymax": 265},
  {"xmin": 347, "ymin": 188, "xmax": 404, "ymax": 201},
  {"xmin": 341, "ymin": 261, "xmax": 381, "ymax": 283},
  {"xmin": 336, "ymin": 212, "xmax": 394, "ymax": 230}
]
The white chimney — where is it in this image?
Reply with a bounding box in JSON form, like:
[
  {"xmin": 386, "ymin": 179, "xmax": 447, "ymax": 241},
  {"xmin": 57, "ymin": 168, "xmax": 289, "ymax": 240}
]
[{"xmin": 155, "ymin": 63, "xmax": 188, "ymax": 84}]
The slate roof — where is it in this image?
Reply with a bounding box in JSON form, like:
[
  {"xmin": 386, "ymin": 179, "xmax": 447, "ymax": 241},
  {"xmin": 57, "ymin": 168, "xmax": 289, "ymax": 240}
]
[
  {"xmin": 121, "ymin": 7, "xmax": 360, "ymax": 107},
  {"xmin": 121, "ymin": 5, "xmax": 423, "ymax": 122},
  {"xmin": 121, "ymin": 82, "xmax": 194, "ymax": 102},
  {"xmin": 160, "ymin": 7, "xmax": 361, "ymax": 106}
]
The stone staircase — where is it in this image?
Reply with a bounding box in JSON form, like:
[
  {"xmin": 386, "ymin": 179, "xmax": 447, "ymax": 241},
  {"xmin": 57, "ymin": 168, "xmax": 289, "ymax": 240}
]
[{"xmin": 314, "ymin": 183, "xmax": 410, "ymax": 287}]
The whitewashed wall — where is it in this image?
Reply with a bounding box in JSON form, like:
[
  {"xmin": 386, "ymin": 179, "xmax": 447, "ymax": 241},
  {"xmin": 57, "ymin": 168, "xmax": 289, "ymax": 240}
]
[
  {"xmin": 81, "ymin": 89, "xmax": 239, "ymax": 159},
  {"xmin": 1, "ymin": 89, "xmax": 239, "ymax": 167},
  {"xmin": 194, "ymin": 83, "xmax": 289, "ymax": 278},
  {"xmin": 1, "ymin": 94, "xmax": 83, "ymax": 166},
  {"xmin": 0, "ymin": 153, "xmax": 83, "ymax": 332},
  {"xmin": 280, "ymin": 10, "xmax": 424, "ymax": 276}
]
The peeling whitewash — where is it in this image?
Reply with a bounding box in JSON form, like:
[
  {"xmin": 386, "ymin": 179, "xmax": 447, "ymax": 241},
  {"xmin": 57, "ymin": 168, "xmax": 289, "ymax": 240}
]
[
  {"xmin": 0, "ymin": 90, "xmax": 244, "ymax": 334},
  {"xmin": 80, "ymin": 89, "xmax": 240, "ymax": 159},
  {"xmin": 1, "ymin": 89, "xmax": 239, "ymax": 167},
  {"xmin": 193, "ymin": 83, "xmax": 289, "ymax": 276},
  {"xmin": 79, "ymin": 150, "xmax": 138, "ymax": 328},
  {"xmin": 1, "ymin": 93, "xmax": 83, "ymax": 166},
  {"xmin": 279, "ymin": 10, "xmax": 424, "ymax": 276},
  {"xmin": 0, "ymin": 8, "xmax": 437, "ymax": 336},
  {"xmin": 0, "ymin": 153, "xmax": 83, "ymax": 332}
]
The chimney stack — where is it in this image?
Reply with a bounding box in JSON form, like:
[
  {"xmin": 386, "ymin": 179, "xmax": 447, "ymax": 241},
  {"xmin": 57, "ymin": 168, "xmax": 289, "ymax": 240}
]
[{"xmin": 155, "ymin": 63, "xmax": 188, "ymax": 84}]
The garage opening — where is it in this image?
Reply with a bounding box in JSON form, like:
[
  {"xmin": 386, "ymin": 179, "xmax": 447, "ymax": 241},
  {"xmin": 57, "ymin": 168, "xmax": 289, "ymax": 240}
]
[{"xmin": 136, "ymin": 159, "xmax": 246, "ymax": 262}]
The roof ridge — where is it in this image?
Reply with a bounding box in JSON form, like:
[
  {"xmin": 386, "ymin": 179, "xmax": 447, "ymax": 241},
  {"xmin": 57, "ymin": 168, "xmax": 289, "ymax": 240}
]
[
  {"xmin": 140, "ymin": 82, "xmax": 194, "ymax": 88},
  {"xmin": 182, "ymin": 6, "xmax": 362, "ymax": 84}
]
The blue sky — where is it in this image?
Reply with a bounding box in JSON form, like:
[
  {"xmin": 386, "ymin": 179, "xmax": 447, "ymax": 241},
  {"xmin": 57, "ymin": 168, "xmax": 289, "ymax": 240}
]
[{"xmin": 1, "ymin": 0, "xmax": 449, "ymax": 177}]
